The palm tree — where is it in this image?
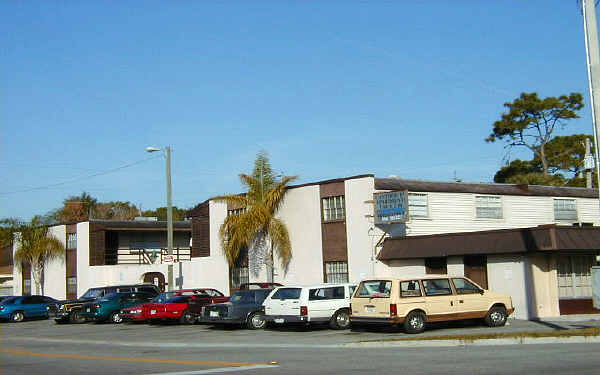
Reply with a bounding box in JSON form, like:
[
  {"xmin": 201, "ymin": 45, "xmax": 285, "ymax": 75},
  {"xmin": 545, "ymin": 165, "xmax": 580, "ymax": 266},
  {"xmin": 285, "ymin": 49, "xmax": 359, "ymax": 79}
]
[
  {"xmin": 13, "ymin": 217, "xmax": 65, "ymax": 295},
  {"xmin": 213, "ymin": 151, "xmax": 297, "ymax": 279}
]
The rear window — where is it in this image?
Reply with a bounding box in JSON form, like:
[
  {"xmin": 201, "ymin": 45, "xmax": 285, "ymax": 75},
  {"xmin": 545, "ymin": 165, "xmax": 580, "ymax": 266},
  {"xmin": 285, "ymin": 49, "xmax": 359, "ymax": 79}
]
[
  {"xmin": 357, "ymin": 281, "xmax": 392, "ymax": 298},
  {"xmin": 230, "ymin": 292, "xmax": 255, "ymax": 304},
  {"xmin": 309, "ymin": 286, "xmax": 345, "ymax": 300},
  {"xmin": 270, "ymin": 288, "xmax": 301, "ymax": 300}
]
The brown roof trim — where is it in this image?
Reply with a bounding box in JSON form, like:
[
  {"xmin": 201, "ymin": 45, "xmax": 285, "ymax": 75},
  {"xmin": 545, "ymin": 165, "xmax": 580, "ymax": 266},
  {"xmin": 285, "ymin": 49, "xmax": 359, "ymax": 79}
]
[
  {"xmin": 88, "ymin": 219, "xmax": 191, "ymax": 231},
  {"xmin": 378, "ymin": 225, "xmax": 600, "ymax": 260},
  {"xmin": 288, "ymin": 174, "xmax": 374, "ymax": 190},
  {"xmin": 375, "ymin": 178, "xmax": 599, "ymax": 199},
  {"xmin": 186, "ymin": 200, "xmax": 210, "ymax": 219}
]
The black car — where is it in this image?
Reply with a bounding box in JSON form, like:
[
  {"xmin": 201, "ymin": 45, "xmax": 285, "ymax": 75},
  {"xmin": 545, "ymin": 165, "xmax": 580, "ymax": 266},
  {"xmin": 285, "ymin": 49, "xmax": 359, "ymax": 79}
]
[
  {"xmin": 53, "ymin": 283, "xmax": 160, "ymax": 324},
  {"xmin": 201, "ymin": 289, "xmax": 271, "ymax": 329}
]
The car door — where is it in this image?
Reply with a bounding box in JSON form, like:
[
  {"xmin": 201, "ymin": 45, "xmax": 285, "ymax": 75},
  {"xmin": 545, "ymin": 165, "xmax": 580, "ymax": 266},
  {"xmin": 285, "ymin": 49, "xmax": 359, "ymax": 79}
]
[
  {"xmin": 25, "ymin": 296, "xmax": 45, "ymax": 317},
  {"xmin": 266, "ymin": 288, "xmax": 301, "ymax": 316},
  {"xmin": 451, "ymin": 277, "xmax": 489, "ymax": 318},
  {"xmin": 308, "ymin": 286, "xmax": 345, "ymax": 320},
  {"xmin": 421, "ymin": 279, "xmax": 456, "ymax": 321}
]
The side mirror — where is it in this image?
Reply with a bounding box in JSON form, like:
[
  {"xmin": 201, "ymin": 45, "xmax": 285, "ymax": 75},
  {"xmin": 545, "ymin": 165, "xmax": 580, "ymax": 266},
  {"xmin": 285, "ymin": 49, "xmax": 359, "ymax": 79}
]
[{"xmin": 479, "ymin": 289, "xmax": 485, "ymax": 295}]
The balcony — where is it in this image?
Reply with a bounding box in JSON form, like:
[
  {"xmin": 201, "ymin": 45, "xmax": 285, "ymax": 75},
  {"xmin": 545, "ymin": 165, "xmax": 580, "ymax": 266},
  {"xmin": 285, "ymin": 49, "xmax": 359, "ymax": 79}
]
[{"xmin": 106, "ymin": 247, "xmax": 191, "ymax": 265}]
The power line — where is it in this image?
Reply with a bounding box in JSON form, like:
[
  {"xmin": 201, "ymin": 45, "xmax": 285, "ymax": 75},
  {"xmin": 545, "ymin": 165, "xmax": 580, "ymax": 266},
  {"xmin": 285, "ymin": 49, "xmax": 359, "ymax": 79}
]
[{"xmin": 0, "ymin": 155, "xmax": 162, "ymax": 196}]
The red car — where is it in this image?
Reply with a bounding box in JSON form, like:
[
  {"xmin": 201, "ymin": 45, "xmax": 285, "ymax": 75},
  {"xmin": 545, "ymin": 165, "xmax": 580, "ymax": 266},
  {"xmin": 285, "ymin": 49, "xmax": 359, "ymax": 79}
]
[
  {"xmin": 120, "ymin": 291, "xmax": 176, "ymax": 322},
  {"xmin": 146, "ymin": 289, "xmax": 229, "ymax": 324}
]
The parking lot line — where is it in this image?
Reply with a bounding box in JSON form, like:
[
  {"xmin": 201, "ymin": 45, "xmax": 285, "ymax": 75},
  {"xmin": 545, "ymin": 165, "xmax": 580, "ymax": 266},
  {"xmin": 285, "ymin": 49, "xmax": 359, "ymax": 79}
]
[
  {"xmin": 0, "ymin": 348, "xmax": 269, "ymax": 368},
  {"xmin": 147, "ymin": 365, "xmax": 280, "ymax": 375}
]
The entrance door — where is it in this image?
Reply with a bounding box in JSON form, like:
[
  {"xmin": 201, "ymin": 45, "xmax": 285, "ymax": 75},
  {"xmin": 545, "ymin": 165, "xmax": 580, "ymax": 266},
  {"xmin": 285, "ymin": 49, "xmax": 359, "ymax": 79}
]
[
  {"xmin": 464, "ymin": 255, "xmax": 488, "ymax": 289},
  {"xmin": 143, "ymin": 272, "xmax": 165, "ymax": 292},
  {"xmin": 558, "ymin": 255, "xmax": 596, "ymax": 299}
]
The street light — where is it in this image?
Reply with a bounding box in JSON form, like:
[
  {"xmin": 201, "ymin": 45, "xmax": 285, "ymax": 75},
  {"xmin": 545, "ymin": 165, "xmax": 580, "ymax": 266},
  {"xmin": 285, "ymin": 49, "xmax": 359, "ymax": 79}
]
[{"xmin": 146, "ymin": 146, "xmax": 174, "ymax": 291}]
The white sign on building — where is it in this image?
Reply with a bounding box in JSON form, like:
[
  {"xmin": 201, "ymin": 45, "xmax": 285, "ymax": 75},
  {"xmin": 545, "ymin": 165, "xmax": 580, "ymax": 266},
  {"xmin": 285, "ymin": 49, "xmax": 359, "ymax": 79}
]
[{"xmin": 374, "ymin": 191, "xmax": 408, "ymax": 224}]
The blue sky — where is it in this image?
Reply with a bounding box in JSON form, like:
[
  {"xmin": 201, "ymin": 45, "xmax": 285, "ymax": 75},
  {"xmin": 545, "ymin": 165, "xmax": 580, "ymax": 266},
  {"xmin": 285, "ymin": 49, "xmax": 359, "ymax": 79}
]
[{"xmin": 1, "ymin": 1, "xmax": 596, "ymax": 220}]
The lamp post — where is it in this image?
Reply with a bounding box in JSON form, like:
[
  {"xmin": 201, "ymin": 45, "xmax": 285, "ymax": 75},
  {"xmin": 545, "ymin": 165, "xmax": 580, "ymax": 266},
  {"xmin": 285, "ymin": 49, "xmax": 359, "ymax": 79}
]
[{"xmin": 146, "ymin": 146, "xmax": 174, "ymax": 291}]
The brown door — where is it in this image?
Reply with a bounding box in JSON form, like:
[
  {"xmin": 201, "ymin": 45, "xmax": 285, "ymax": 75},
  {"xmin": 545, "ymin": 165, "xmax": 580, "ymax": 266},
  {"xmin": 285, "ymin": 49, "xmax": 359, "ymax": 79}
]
[
  {"xmin": 464, "ymin": 255, "xmax": 488, "ymax": 289},
  {"xmin": 143, "ymin": 272, "xmax": 165, "ymax": 292}
]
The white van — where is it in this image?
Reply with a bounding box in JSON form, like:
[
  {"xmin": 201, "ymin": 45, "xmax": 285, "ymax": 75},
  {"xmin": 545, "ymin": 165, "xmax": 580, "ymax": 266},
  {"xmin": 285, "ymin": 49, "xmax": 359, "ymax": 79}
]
[{"xmin": 262, "ymin": 283, "xmax": 356, "ymax": 329}]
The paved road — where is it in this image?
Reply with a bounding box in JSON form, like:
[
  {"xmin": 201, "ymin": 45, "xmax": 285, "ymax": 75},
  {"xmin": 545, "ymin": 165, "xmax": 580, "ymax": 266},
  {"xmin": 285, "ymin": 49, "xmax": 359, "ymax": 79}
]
[{"xmin": 2, "ymin": 318, "xmax": 600, "ymax": 374}]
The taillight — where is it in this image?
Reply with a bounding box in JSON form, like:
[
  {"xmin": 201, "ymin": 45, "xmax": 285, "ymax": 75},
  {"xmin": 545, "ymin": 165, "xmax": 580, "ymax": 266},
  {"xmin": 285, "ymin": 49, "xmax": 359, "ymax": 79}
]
[
  {"xmin": 390, "ymin": 304, "xmax": 397, "ymax": 316},
  {"xmin": 92, "ymin": 304, "xmax": 100, "ymax": 309},
  {"xmin": 0, "ymin": 306, "xmax": 4, "ymax": 310},
  {"xmin": 300, "ymin": 306, "xmax": 308, "ymax": 316}
]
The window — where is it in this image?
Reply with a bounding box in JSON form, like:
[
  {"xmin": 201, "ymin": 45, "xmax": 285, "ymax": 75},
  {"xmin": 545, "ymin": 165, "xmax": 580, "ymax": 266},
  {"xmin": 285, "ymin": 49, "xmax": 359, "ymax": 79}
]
[
  {"xmin": 23, "ymin": 279, "xmax": 31, "ymax": 296},
  {"xmin": 325, "ymin": 261, "xmax": 349, "ymax": 283},
  {"xmin": 400, "ymin": 280, "xmax": 423, "ymax": 297},
  {"xmin": 67, "ymin": 277, "xmax": 77, "ymax": 296},
  {"xmin": 227, "ymin": 208, "xmax": 246, "ymax": 216},
  {"xmin": 425, "ymin": 257, "xmax": 447, "ymax": 275},
  {"xmin": 309, "ymin": 286, "xmax": 345, "ymax": 300},
  {"xmin": 422, "ymin": 279, "xmax": 453, "ymax": 296},
  {"xmin": 475, "ymin": 196, "xmax": 502, "ymax": 219},
  {"xmin": 270, "ymin": 288, "xmax": 301, "ymax": 300},
  {"xmin": 230, "ymin": 266, "xmax": 249, "ymax": 290},
  {"xmin": 452, "ymin": 278, "xmax": 482, "ymax": 294},
  {"xmin": 357, "ymin": 280, "xmax": 392, "ymax": 298},
  {"xmin": 408, "ymin": 193, "xmax": 428, "ymax": 218},
  {"xmin": 554, "ymin": 199, "xmax": 577, "ymax": 221},
  {"xmin": 67, "ymin": 233, "xmax": 77, "ymax": 249},
  {"xmin": 322, "ymin": 196, "xmax": 345, "ymax": 221}
]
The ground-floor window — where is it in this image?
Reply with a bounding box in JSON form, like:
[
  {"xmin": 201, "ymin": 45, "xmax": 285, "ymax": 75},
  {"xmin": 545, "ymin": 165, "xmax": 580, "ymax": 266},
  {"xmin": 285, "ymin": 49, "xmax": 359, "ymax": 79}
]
[
  {"xmin": 325, "ymin": 261, "xmax": 348, "ymax": 283},
  {"xmin": 425, "ymin": 257, "xmax": 447, "ymax": 275},
  {"xmin": 558, "ymin": 255, "xmax": 597, "ymax": 299},
  {"xmin": 67, "ymin": 277, "xmax": 77, "ymax": 299},
  {"xmin": 23, "ymin": 279, "xmax": 31, "ymax": 296},
  {"xmin": 230, "ymin": 266, "xmax": 249, "ymax": 290}
]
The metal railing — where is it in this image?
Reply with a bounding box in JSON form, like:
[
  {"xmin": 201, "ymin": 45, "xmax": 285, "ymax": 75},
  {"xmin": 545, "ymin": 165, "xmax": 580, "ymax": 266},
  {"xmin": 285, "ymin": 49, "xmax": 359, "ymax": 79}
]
[{"xmin": 106, "ymin": 247, "xmax": 191, "ymax": 265}]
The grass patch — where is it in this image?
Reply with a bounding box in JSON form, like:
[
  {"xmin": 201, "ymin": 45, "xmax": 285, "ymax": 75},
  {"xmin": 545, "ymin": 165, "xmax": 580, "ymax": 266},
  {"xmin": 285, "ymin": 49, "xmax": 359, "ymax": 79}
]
[{"xmin": 358, "ymin": 327, "xmax": 600, "ymax": 343}]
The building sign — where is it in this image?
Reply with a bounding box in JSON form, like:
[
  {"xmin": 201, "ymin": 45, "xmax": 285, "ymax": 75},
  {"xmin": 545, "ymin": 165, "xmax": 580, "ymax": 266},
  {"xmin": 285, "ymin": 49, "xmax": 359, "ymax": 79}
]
[{"xmin": 374, "ymin": 191, "xmax": 408, "ymax": 224}]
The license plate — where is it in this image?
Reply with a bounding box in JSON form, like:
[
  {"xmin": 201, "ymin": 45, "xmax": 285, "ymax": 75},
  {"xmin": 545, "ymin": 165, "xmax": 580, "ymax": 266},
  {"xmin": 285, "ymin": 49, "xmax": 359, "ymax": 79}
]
[
  {"xmin": 274, "ymin": 318, "xmax": 284, "ymax": 323},
  {"xmin": 209, "ymin": 311, "xmax": 219, "ymax": 317},
  {"xmin": 86, "ymin": 308, "xmax": 90, "ymax": 312},
  {"xmin": 365, "ymin": 306, "xmax": 375, "ymax": 313},
  {"xmin": 151, "ymin": 310, "xmax": 156, "ymax": 315}
]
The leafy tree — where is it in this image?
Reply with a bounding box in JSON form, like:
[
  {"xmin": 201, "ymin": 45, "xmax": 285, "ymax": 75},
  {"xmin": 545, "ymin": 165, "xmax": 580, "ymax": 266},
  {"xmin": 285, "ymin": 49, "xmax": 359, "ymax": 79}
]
[
  {"xmin": 95, "ymin": 201, "xmax": 140, "ymax": 220},
  {"xmin": 505, "ymin": 172, "xmax": 566, "ymax": 186},
  {"xmin": 54, "ymin": 192, "xmax": 98, "ymax": 222},
  {"xmin": 12, "ymin": 217, "xmax": 65, "ymax": 295},
  {"xmin": 544, "ymin": 134, "xmax": 594, "ymax": 177},
  {"xmin": 141, "ymin": 207, "xmax": 187, "ymax": 221},
  {"xmin": 494, "ymin": 159, "xmax": 542, "ymax": 183},
  {"xmin": 213, "ymin": 151, "xmax": 297, "ymax": 278},
  {"xmin": 486, "ymin": 92, "xmax": 584, "ymax": 174}
]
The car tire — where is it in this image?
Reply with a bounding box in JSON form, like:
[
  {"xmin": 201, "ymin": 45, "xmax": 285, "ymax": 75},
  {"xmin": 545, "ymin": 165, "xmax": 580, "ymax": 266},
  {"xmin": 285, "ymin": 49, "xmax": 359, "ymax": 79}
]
[
  {"xmin": 329, "ymin": 309, "xmax": 351, "ymax": 330},
  {"xmin": 69, "ymin": 310, "xmax": 86, "ymax": 324},
  {"xmin": 110, "ymin": 311, "xmax": 123, "ymax": 324},
  {"xmin": 10, "ymin": 311, "xmax": 24, "ymax": 323},
  {"xmin": 55, "ymin": 317, "xmax": 69, "ymax": 324},
  {"xmin": 403, "ymin": 311, "xmax": 426, "ymax": 334},
  {"xmin": 247, "ymin": 312, "xmax": 266, "ymax": 330},
  {"xmin": 484, "ymin": 306, "xmax": 507, "ymax": 327},
  {"xmin": 179, "ymin": 310, "xmax": 195, "ymax": 325}
]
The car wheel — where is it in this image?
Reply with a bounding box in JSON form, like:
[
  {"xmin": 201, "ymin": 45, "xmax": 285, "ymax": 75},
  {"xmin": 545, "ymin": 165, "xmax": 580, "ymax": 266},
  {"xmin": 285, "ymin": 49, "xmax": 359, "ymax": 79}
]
[
  {"xmin": 69, "ymin": 310, "xmax": 86, "ymax": 324},
  {"xmin": 10, "ymin": 311, "xmax": 24, "ymax": 323},
  {"xmin": 484, "ymin": 306, "xmax": 507, "ymax": 327},
  {"xmin": 179, "ymin": 310, "xmax": 195, "ymax": 325},
  {"xmin": 247, "ymin": 312, "xmax": 266, "ymax": 330},
  {"xmin": 403, "ymin": 311, "xmax": 426, "ymax": 334},
  {"xmin": 329, "ymin": 309, "xmax": 351, "ymax": 330},
  {"xmin": 110, "ymin": 311, "xmax": 123, "ymax": 324}
]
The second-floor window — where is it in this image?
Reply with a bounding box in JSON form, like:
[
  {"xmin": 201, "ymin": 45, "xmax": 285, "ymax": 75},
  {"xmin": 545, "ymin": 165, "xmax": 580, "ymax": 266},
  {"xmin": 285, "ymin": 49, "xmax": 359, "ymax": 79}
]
[
  {"xmin": 475, "ymin": 196, "xmax": 502, "ymax": 219},
  {"xmin": 67, "ymin": 233, "xmax": 77, "ymax": 249},
  {"xmin": 408, "ymin": 193, "xmax": 428, "ymax": 218},
  {"xmin": 554, "ymin": 199, "xmax": 577, "ymax": 221},
  {"xmin": 322, "ymin": 196, "xmax": 345, "ymax": 221}
]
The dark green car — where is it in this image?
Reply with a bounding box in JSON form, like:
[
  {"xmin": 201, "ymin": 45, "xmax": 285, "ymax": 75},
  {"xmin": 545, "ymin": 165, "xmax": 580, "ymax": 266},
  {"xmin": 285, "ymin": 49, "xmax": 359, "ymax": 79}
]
[{"xmin": 80, "ymin": 292, "xmax": 154, "ymax": 324}]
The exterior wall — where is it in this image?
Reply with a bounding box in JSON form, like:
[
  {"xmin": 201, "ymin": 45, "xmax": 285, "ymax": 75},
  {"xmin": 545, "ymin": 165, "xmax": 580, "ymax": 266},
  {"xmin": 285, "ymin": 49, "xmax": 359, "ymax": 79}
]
[
  {"xmin": 528, "ymin": 253, "xmax": 560, "ymax": 318},
  {"xmin": 273, "ymin": 185, "xmax": 324, "ymax": 286},
  {"xmin": 487, "ymin": 254, "xmax": 529, "ymax": 320},
  {"xmin": 44, "ymin": 225, "xmax": 67, "ymax": 300},
  {"xmin": 345, "ymin": 177, "xmax": 376, "ymax": 282},
  {"xmin": 376, "ymin": 259, "xmax": 426, "ymax": 278},
  {"xmin": 447, "ymin": 256, "xmax": 465, "ymax": 276},
  {"xmin": 403, "ymin": 193, "xmax": 600, "ymax": 237},
  {"xmin": 76, "ymin": 222, "xmax": 90, "ymax": 297},
  {"xmin": 12, "ymin": 239, "xmax": 23, "ymax": 296}
]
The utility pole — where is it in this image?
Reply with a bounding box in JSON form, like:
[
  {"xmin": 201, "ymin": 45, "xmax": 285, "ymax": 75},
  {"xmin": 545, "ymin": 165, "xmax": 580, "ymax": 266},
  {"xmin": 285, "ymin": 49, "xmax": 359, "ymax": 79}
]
[
  {"xmin": 165, "ymin": 146, "xmax": 174, "ymax": 291},
  {"xmin": 582, "ymin": 0, "xmax": 600, "ymax": 193}
]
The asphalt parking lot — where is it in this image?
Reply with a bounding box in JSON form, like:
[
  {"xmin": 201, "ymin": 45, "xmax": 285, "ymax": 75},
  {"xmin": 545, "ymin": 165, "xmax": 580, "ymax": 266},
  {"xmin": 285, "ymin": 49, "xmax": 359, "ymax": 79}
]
[{"xmin": 2, "ymin": 317, "xmax": 600, "ymax": 375}]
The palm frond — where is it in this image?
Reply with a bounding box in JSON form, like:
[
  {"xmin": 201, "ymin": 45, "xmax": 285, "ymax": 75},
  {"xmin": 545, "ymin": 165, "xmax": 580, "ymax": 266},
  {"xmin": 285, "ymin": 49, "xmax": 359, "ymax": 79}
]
[
  {"xmin": 264, "ymin": 175, "xmax": 298, "ymax": 213},
  {"xmin": 211, "ymin": 194, "xmax": 249, "ymax": 208},
  {"xmin": 268, "ymin": 218, "xmax": 292, "ymax": 272}
]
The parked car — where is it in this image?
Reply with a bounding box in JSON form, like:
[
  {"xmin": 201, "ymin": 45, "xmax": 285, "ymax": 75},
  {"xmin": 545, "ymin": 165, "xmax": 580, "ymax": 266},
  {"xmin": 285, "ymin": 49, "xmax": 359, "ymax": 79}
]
[
  {"xmin": 120, "ymin": 291, "xmax": 177, "ymax": 322},
  {"xmin": 0, "ymin": 295, "xmax": 58, "ymax": 322},
  {"xmin": 262, "ymin": 283, "xmax": 356, "ymax": 329},
  {"xmin": 80, "ymin": 292, "xmax": 155, "ymax": 323},
  {"xmin": 201, "ymin": 289, "xmax": 271, "ymax": 329},
  {"xmin": 239, "ymin": 283, "xmax": 282, "ymax": 290},
  {"xmin": 146, "ymin": 288, "xmax": 229, "ymax": 324},
  {"xmin": 53, "ymin": 283, "xmax": 161, "ymax": 324},
  {"xmin": 350, "ymin": 276, "xmax": 515, "ymax": 334}
]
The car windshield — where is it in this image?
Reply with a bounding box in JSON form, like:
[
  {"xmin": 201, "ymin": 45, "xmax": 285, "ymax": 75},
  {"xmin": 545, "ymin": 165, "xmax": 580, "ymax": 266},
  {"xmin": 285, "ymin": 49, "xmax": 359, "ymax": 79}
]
[
  {"xmin": 0, "ymin": 297, "xmax": 18, "ymax": 305},
  {"xmin": 165, "ymin": 296, "xmax": 189, "ymax": 304},
  {"xmin": 81, "ymin": 288, "xmax": 104, "ymax": 299},
  {"xmin": 229, "ymin": 292, "xmax": 255, "ymax": 304},
  {"xmin": 99, "ymin": 292, "xmax": 120, "ymax": 302},
  {"xmin": 152, "ymin": 292, "xmax": 175, "ymax": 303}
]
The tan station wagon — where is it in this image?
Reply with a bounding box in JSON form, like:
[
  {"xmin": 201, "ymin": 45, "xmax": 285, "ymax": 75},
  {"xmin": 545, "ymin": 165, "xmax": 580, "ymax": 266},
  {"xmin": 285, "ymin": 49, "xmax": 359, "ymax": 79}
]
[{"xmin": 350, "ymin": 276, "xmax": 514, "ymax": 333}]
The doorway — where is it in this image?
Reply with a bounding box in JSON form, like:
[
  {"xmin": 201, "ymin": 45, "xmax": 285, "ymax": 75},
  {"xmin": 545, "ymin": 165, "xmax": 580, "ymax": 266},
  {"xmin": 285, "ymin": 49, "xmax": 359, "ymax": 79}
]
[
  {"xmin": 464, "ymin": 255, "xmax": 488, "ymax": 289},
  {"xmin": 143, "ymin": 272, "xmax": 165, "ymax": 292}
]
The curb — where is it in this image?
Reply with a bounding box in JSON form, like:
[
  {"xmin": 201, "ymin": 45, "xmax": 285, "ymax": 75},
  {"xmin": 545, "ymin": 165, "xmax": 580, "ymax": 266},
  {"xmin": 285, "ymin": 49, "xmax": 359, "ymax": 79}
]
[{"xmin": 346, "ymin": 335, "xmax": 600, "ymax": 348}]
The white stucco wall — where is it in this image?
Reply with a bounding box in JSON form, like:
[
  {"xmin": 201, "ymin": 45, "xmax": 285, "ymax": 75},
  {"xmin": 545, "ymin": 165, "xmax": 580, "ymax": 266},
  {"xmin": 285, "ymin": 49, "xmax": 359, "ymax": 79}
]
[
  {"xmin": 487, "ymin": 254, "xmax": 529, "ymax": 320},
  {"xmin": 376, "ymin": 259, "xmax": 426, "ymax": 278},
  {"xmin": 273, "ymin": 185, "xmax": 323, "ymax": 286},
  {"xmin": 44, "ymin": 226, "xmax": 67, "ymax": 299},
  {"xmin": 345, "ymin": 177, "xmax": 376, "ymax": 283},
  {"xmin": 12, "ymin": 238, "xmax": 23, "ymax": 296},
  {"xmin": 447, "ymin": 256, "xmax": 465, "ymax": 276}
]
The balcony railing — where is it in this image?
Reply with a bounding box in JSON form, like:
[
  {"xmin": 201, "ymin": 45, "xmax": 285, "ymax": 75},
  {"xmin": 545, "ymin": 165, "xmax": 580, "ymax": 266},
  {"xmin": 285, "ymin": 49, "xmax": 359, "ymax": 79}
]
[{"xmin": 105, "ymin": 247, "xmax": 191, "ymax": 265}]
